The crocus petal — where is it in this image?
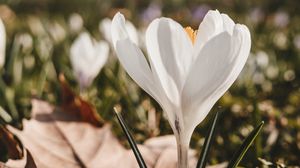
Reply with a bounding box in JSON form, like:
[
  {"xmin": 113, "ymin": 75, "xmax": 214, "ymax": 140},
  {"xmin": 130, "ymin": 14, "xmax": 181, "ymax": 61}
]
[
  {"xmin": 145, "ymin": 17, "xmax": 196, "ymax": 134},
  {"xmin": 182, "ymin": 25, "xmax": 251, "ymax": 139},
  {"xmin": 70, "ymin": 33, "xmax": 93, "ymax": 76},
  {"xmin": 145, "ymin": 18, "xmax": 193, "ymax": 106},
  {"xmin": 112, "ymin": 13, "xmax": 162, "ymax": 105},
  {"xmin": 70, "ymin": 32, "xmax": 109, "ymax": 88},
  {"xmin": 192, "ymin": 10, "xmax": 223, "ymax": 58},
  {"xmin": 111, "ymin": 13, "xmax": 131, "ymax": 48},
  {"xmin": 221, "ymin": 14, "xmax": 235, "ymax": 35},
  {"xmin": 70, "ymin": 33, "xmax": 95, "ymax": 88},
  {"xmin": 102, "ymin": 14, "xmax": 139, "ymax": 46},
  {"xmin": 0, "ymin": 18, "xmax": 6, "ymax": 69},
  {"xmin": 99, "ymin": 18, "xmax": 113, "ymax": 44},
  {"xmin": 195, "ymin": 10, "xmax": 224, "ymax": 42},
  {"xmin": 125, "ymin": 21, "xmax": 139, "ymax": 45},
  {"xmin": 112, "ymin": 13, "xmax": 179, "ymax": 131},
  {"xmin": 193, "ymin": 11, "xmax": 235, "ymax": 57},
  {"xmin": 71, "ymin": 32, "xmax": 95, "ymax": 61},
  {"xmin": 89, "ymin": 40, "xmax": 109, "ymax": 78}
]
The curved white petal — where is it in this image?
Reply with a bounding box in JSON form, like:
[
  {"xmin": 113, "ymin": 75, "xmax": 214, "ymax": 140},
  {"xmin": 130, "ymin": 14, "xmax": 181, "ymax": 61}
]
[
  {"xmin": 71, "ymin": 32, "xmax": 95, "ymax": 61},
  {"xmin": 145, "ymin": 17, "xmax": 193, "ymax": 106},
  {"xmin": 182, "ymin": 25, "xmax": 251, "ymax": 139},
  {"xmin": 221, "ymin": 14, "xmax": 235, "ymax": 35},
  {"xmin": 0, "ymin": 18, "xmax": 6, "ymax": 69},
  {"xmin": 112, "ymin": 13, "xmax": 162, "ymax": 105},
  {"xmin": 89, "ymin": 40, "xmax": 109, "ymax": 78},
  {"xmin": 70, "ymin": 33, "xmax": 92, "ymax": 76},
  {"xmin": 145, "ymin": 17, "xmax": 196, "ymax": 134},
  {"xmin": 70, "ymin": 32, "xmax": 109, "ymax": 88},
  {"xmin": 111, "ymin": 13, "xmax": 139, "ymax": 47},
  {"xmin": 192, "ymin": 10, "xmax": 223, "ymax": 58},
  {"xmin": 195, "ymin": 10, "xmax": 224, "ymax": 42},
  {"xmin": 99, "ymin": 18, "xmax": 113, "ymax": 44},
  {"xmin": 111, "ymin": 13, "xmax": 131, "ymax": 48},
  {"xmin": 112, "ymin": 13, "xmax": 179, "ymax": 131},
  {"xmin": 125, "ymin": 21, "xmax": 139, "ymax": 45}
]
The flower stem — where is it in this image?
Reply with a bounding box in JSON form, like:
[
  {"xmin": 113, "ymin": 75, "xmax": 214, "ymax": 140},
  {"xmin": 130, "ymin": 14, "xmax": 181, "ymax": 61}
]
[
  {"xmin": 177, "ymin": 140, "xmax": 189, "ymax": 168},
  {"xmin": 37, "ymin": 61, "xmax": 50, "ymax": 98}
]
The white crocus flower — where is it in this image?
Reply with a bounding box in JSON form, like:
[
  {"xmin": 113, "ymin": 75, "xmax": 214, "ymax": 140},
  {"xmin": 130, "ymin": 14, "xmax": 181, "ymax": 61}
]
[
  {"xmin": 0, "ymin": 18, "xmax": 6, "ymax": 69},
  {"xmin": 112, "ymin": 10, "xmax": 251, "ymax": 168},
  {"xmin": 70, "ymin": 32, "xmax": 109, "ymax": 90},
  {"xmin": 99, "ymin": 17, "xmax": 139, "ymax": 46}
]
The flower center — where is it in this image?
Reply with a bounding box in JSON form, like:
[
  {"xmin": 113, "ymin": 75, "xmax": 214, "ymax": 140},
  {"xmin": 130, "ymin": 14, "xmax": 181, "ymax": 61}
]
[{"xmin": 184, "ymin": 27, "xmax": 198, "ymax": 44}]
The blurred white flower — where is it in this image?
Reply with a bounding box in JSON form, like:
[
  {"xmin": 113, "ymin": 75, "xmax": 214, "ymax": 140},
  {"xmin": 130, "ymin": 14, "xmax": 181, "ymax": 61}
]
[
  {"xmin": 231, "ymin": 104, "xmax": 242, "ymax": 113},
  {"xmin": 0, "ymin": 18, "xmax": 6, "ymax": 69},
  {"xmin": 68, "ymin": 13, "xmax": 83, "ymax": 33},
  {"xmin": 283, "ymin": 69, "xmax": 295, "ymax": 81},
  {"xmin": 99, "ymin": 17, "xmax": 138, "ymax": 46},
  {"xmin": 262, "ymin": 80, "xmax": 273, "ymax": 92},
  {"xmin": 253, "ymin": 72, "xmax": 265, "ymax": 84},
  {"xmin": 111, "ymin": 11, "xmax": 251, "ymax": 167},
  {"xmin": 70, "ymin": 32, "xmax": 109, "ymax": 90},
  {"xmin": 273, "ymin": 11, "xmax": 289, "ymax": 28},
  {"xmin": 273, "ymin": 32, "xmax": 287, "ymax": 49},
  {"xmin": 266, "ymin": 65, "xmax": 279, "ymax": 79},
  {"xmin": 255, "ymin": 51, "xmax": 269, "ymax": 68}
]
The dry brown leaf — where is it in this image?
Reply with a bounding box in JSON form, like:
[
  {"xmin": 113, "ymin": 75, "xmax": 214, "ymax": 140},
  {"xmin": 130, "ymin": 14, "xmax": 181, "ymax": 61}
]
[
  {"xmin": 3, "ymin": 150, "xmax": 37, "ymax": 168},
  {"xmin": 1, "ymin": 77, "xmax": 200, "ymax": 168},
  {"xmin": 0, "ymin": 126, "xmax": 23, "ymax": 160},
  {"xmin": 59, "ymin": 74, "xmax": 104, "ymax": 127},
  {"xmin": 4, "ymin": 99, "xmax": 131, "ymax": 168},
  {"xmin": 4, "ymin": 99, "xmax": 198, "ymax": 168},
  {"xmin": 0, "ymin": 126, "xmax": 37, "ymax": 168}
]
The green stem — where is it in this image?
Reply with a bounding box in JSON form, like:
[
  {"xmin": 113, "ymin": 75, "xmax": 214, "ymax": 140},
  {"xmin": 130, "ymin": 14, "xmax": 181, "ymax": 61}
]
[
  {"xmin": 0, "ymin": 106, "xmax": 12, "ymax": 123},
  {"xmin": 5, "ymin": 88, "xmax": 18, "ymax": 120},
  {"xmin": 37, "ymin": 61, "xmax": 51, "ymax": 98},
  {"xmin": 253, "ymin": 101, "xmax": 262, "ymax": 157},
  {"xmin": 0, "ymin": 77, "xmax": 18, "ymax": 121}
]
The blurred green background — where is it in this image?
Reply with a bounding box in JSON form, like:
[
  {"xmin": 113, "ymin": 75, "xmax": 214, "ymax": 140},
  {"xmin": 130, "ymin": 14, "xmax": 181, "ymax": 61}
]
[{"xmin": 0, "ymin": 0, "xmax": 300, "ymax": 167}]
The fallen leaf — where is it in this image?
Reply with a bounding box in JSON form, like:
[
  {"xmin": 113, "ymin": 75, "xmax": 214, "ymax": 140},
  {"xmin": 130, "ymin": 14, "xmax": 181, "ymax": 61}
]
[
  {"xmin": 59, "ymin": 74, "xmax": 104, "ymax": 127},
  {"xmin": 1, "ymin": 77, "xmax": 201, "ymax": 168},
  {"xmin": 0, "ymin": 126, "xmax": 37, "ymax": 168},
  {"xmin": 0, "ymin": 126, "xmax": 23, "ymax": 160},
  {"xmin": 3, "ymin": 150, "xmax": 37, "ymax": 168},
  {"xmin": 3, "ymin": 99, "xmax": 196, "ymax": 168}
]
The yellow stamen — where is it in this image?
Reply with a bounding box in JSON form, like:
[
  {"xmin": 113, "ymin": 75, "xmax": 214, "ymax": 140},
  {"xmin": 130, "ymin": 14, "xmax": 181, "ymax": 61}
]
[{"xmin": 184, "ymin": 27, "xmax": 198, "ymax": 44}]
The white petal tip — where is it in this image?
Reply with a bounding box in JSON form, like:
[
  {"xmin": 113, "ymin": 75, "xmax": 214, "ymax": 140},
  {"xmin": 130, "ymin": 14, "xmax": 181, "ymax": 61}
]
[
  {"xmin": 111, "ymin": 12, "xmax": 131, "ymax": 48},
  {"xmin": 113, "ymin": 12, "xmax": 125, "ymax": 21}
]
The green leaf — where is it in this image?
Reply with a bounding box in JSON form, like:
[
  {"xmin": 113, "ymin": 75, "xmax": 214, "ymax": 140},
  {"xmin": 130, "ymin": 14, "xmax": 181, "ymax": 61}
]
[
  {"xmin": 196, "ymin": 111, "xmax": 220, "ymax": 168},
  {"xmin": 0, "ymin": 106, "xmax": 12, "ymax": 123},
  {"xmin": 114, "ymin": 107, "xmax": 147, "ymax": 168},
  {"xmin": 227, "ymin": 121, "xmax": 264, "ymax": 168}
]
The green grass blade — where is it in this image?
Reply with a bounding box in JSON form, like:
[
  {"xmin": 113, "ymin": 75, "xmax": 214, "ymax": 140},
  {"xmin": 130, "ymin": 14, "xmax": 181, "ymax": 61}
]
[
  {"xmin": 196, "ymin": 111, "xmax": 220, "ymax": 168},
  {"xmin": 227, "ymin": 121, "xmax": 264, "ymax": 168},
  {"xmin": 0, "ymin": 106, "xmax": 12, "ymax": 123},
  {"xmin": 114, "ymin": 107, "xmax": 147, "ymax": 168}
]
